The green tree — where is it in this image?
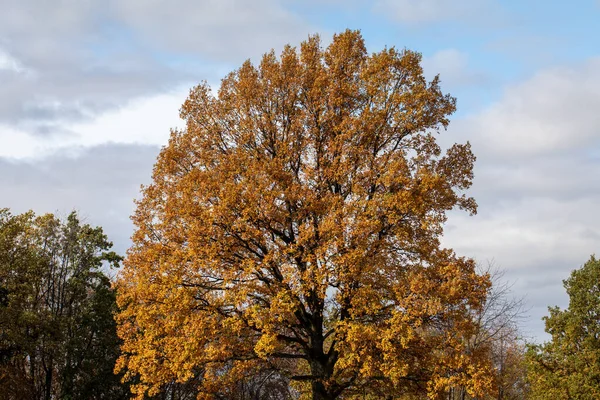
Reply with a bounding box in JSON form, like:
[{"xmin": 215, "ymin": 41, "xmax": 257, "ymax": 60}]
[
  {"xmin": 0, "ymin": 209, "xmax": 129, "ymax": 400},
  {"xmin": 526, "ymin": 255, "xmax": 600, "ymax": 399}
]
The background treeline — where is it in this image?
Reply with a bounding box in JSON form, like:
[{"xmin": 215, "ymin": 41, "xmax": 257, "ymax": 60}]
[
  {"xmin": 2, "ymin": 209, "xmax": 597, "ymax": 399},
  {"xmin": 0, "ymin": 210, "xmax": 126, "ymax": 400}
]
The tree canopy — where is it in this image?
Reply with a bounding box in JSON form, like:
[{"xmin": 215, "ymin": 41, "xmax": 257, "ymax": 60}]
[
  {"xmin": 527, "ymin": 255, "xmax": 600, "ymax": 399},
  {"xmin": 0, "ymin": 209, "xmax": 129, "ymax": 399},
  {"xmin": 116, "ymin": 30, "xmax": 492, "ymax": 400}
]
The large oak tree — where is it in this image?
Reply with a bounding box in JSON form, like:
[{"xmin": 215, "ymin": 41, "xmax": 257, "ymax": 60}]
[{"xmin": 116, "ymin": 30, "xmax": 492, "ymax": 400}]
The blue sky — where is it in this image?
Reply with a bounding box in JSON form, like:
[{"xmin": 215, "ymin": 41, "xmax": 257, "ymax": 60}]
[{"xmin": 1, "ymin": 0, "xmax": 600, "ymax": 341}]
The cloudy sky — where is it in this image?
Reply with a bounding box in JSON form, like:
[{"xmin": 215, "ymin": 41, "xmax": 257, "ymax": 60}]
[{"xmin": 2, "ymin": 0, "xmax": 599, "ymax": 341}]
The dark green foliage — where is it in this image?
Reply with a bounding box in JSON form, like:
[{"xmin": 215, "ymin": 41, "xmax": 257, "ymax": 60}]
[
  {"xmin": 0, "ymin": 209, "xmax": 129, "ymax": 400},
  {"xmin": 526, "ymin": 255, "xmax": 600, "ymax": 399}
]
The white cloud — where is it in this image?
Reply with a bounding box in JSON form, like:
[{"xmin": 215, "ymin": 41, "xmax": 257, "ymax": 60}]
[
  {"xmin": 456, "ymin": 57, "xmax": 600, "ymax": 158},
  {"xmin": 444, "ymin": 198, "xmax": 600, "ymax": 272},
  {"xmin": 0, "ymin": 124, "xmax": 41, "ymax": 159},
  {"xmin": 67, "ymin": 88, "xmax": 188, "ymax": 148},
  {"xmin": 0, "ymin": 87, "xmax": 190, "ymax": 160},
  {"xmin": 0, "ymin": 48, "xmax": 25, "ymax": 73},
  {"xmin": 0, "ymin": 0, "xmax": 314, "ymax": 137}
]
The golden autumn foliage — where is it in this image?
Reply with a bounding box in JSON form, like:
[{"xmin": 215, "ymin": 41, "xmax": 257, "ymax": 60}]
[{"xmin": 115, "ymin": 30, "xmax": 492, "ymax": 400}]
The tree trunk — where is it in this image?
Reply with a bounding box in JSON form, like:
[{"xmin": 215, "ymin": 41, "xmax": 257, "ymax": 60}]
[
  {"xmin": 310, "ymin": 358, "xmax": 335, "ymax": 400},
  {"xmin": 44, "ymin": 365, "xmax": 53, "ymax": 400},
  {"xmin": 311, "ymin": 380, "xmax": 334, "ymax": 400}
]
